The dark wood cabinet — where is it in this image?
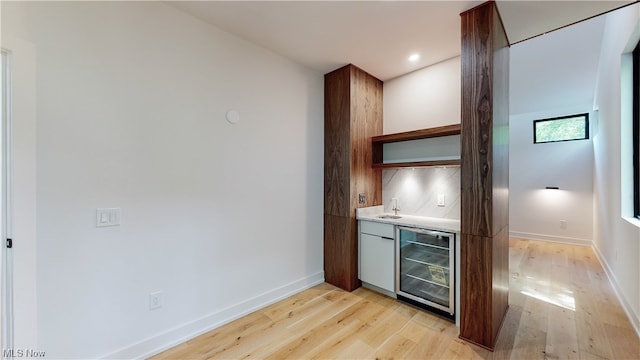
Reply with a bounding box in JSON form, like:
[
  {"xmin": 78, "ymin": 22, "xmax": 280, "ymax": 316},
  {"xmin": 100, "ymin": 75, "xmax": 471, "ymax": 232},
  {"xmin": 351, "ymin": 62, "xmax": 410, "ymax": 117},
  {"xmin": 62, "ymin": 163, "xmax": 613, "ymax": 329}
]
[
  {"xmin": 324, "ymin": 64, "xmax": 382, "ymax": 291},
  {"xmin": 459, "ymin": 1, "xmax": 510, "ymax": 350}
]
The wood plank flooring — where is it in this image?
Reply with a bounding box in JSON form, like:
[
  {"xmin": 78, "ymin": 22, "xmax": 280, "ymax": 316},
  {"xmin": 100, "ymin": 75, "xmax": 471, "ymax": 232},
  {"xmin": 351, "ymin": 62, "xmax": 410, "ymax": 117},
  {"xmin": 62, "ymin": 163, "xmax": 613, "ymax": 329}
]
[{"xmin": 152, "ymin": 238, "xmax": 639, "ymax": 359}]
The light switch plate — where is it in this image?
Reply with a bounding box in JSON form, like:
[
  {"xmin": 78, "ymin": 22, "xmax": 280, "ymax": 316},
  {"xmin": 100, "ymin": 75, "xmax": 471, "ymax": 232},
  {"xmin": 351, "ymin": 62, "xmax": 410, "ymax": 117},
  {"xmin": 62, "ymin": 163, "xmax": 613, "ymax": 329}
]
[
  {"xmin": 96, "ymin": 208, "xmax": 121, "ymax": 227},
  {"xmin": 149, "ymin": 291, "xmax": 164, "ymax": 310}
]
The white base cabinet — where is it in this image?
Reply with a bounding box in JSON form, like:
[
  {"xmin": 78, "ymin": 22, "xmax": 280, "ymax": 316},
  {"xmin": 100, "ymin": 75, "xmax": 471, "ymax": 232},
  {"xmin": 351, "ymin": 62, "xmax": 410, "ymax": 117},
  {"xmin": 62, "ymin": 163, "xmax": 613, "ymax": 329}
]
[{"xmin": 359, "ymin": 221, "xmax": 395, "ymax": 294}]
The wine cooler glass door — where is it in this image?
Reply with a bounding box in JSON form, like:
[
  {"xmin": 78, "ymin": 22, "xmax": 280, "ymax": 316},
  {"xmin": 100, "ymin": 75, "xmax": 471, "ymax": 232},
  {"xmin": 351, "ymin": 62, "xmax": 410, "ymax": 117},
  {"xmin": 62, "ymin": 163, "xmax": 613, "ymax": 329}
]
[{"xmin": 397, "ymin": 227, "xmax": 454, "ymax": 314}]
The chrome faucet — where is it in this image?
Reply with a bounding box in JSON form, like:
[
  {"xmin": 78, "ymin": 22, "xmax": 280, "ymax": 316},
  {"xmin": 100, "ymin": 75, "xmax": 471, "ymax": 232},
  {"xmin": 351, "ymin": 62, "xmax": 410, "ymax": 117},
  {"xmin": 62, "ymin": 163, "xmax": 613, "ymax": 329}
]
[{"xmin": 392, "ymin": 198, "xmax": 400, "ymax": 215}]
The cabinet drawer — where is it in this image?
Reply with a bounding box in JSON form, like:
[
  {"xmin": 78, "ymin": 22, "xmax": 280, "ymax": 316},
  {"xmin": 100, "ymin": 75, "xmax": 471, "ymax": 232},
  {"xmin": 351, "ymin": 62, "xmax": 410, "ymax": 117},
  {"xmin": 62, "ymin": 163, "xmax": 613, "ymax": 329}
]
[{"xmin": 360, "ymin": 221, "xmax": 394, "ymax": 238}]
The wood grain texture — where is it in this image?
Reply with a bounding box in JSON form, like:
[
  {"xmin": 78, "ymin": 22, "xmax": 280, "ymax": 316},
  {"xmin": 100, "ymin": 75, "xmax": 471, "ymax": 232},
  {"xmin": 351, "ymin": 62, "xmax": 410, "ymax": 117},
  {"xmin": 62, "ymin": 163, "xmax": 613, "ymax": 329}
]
[
  {"xmin": 459, "ymin": 1, "xmax": 510, "ymax": 350},
  {"xmin": 372, "ymin": 160, "xmax": 460, "ymax": 169},
  {"xmin": 323, "ymin": 214, "xmax": 360, "ymax": 291},
  {"xmin": 372, "ymin": 124, "xmax": 461, "ymax": 143},
  {"xmin": 460, "ymin": 233, "xmax": 493, "ymax": 348},
  {"xmin": 491, "ymin": 7, "xmax": 510, "ymax": 237},
  {"xmin": 490, "ymin": 8, "xmax": 510, "ymax": 348},
  {"xmin": 349, "ymin": 64, "xmax": 383, "ymax": 210},
  {"xmin": 461, "ymin": 1, "xmax": 494, "ymax": 238},
  {"xmin": 324, "ymin": 66, "xmax": 352, "ymax": 217},
  {"xmin": 323, "ymin": 64, "xmax": 382, "ymax": 291},
  {"xmin": 153, "ymin": 240, "xmax": 639, "ymax": 360},
  {"xmin": 492, "ymin": 226, "xmax": 510, "ymax": 344}
]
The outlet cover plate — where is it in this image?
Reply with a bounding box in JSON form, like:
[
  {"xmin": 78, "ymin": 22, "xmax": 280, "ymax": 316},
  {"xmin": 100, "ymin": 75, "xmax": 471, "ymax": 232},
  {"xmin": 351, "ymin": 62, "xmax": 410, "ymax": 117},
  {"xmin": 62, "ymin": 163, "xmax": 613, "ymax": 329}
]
[
  {"xmin": 149, "ymin": 291, "xmax": 163, "ymax": 310},
  {"xmin": 96, "ymin": 208, "xmax": 121, "ymax": 227}
]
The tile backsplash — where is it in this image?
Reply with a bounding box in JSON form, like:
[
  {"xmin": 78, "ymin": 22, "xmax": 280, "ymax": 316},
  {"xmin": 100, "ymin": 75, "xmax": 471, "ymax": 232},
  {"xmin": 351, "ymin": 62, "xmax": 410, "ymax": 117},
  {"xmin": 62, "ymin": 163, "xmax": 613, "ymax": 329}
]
[{"xmin": 382, "ymin": 167, "xmax": 460, "ymax": 220}]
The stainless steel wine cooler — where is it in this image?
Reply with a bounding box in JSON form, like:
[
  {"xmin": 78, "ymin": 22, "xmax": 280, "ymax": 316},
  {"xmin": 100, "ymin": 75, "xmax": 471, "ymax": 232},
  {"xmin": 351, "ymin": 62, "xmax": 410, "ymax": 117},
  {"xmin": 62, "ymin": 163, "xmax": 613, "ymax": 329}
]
[{"xmin": 396, "ymin": 226, "xmax": 455, "ymax": 318}]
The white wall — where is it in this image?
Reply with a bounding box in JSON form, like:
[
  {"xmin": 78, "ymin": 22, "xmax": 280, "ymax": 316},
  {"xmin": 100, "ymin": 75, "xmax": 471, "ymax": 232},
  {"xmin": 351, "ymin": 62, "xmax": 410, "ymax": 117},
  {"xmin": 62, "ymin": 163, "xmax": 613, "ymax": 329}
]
[
  {"xmin": 382, "ymin": 58, "xmax": 461, "ymax": 215},
  {"xmin": 508, "ymin": 17, "xmax": 605, "ymax": 245},
  {"xmin": 592, "ymin": 3, "xmax": 640, "ymax": 335},
  {"xmin": 509, "ymin": 108, "xmax": 594, "ymax": 244},
  {"xmin": 2, "ymin": 2, "xmax": 324, "ymax": 358},
  {"xmin": 383, "ymin": 56, "xmax": 460, "ymax": 134}
]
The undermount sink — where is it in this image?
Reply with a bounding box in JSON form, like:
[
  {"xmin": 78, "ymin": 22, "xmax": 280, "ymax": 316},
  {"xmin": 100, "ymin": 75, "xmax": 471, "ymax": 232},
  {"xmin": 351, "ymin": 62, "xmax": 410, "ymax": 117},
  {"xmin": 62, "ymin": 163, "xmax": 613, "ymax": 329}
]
[{"xmin": 378, "ymin": 215, "xmax": 402, "ymax": 219}]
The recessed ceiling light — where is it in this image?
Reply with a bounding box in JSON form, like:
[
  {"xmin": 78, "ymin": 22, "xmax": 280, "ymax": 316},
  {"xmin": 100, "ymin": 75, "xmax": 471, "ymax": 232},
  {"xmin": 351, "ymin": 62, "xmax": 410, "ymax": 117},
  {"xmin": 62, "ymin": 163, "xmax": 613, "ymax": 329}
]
[{"xmin": 408, "ymin": 54, "xmax": 420, "ymax": 62}]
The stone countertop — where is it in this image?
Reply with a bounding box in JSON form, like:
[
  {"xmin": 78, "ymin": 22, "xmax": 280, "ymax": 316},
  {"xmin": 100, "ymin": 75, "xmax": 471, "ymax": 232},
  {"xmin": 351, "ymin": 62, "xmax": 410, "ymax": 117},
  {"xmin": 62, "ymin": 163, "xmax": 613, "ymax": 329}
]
[{"xmin": 356, "ymin": 205, "xmax": 460, "ymax": 233}]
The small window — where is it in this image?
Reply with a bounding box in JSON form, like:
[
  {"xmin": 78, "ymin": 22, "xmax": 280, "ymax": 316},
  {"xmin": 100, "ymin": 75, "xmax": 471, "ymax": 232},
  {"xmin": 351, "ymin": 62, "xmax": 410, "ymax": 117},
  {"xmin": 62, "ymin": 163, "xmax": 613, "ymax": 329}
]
[{"xmin": 533, "ymin": 113, "xmax": 589, "ymax": 144}]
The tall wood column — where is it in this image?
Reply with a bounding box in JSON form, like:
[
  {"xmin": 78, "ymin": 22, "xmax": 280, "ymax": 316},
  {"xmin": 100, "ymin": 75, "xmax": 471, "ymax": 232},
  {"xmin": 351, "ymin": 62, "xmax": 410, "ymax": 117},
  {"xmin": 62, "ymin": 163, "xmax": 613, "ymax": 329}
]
[
  {"xmin": 459, "ymin": 1, "xmax": 510, "ymax": 350},
  {"xmin": 324, "ymin": 64, "xmax": 382, "ymax": 291}
]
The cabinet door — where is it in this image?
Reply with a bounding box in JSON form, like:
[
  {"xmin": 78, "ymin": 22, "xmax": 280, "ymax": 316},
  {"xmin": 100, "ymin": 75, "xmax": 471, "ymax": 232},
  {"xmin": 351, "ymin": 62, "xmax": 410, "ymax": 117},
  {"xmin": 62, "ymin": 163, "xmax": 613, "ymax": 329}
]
[{"xmin": 360, "ymin": 233, "xmax": 394, "ymax": 292}]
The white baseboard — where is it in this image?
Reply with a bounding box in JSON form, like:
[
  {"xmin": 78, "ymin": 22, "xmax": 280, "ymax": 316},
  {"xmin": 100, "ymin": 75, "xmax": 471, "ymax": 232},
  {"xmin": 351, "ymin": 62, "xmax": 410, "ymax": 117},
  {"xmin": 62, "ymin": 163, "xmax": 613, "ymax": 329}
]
[
  {"xmin": 591, "ymin": 246, "xmax": 640, "ymax": 338},
  {"xmin": 100, "ymin": 271, "xmax": 325, "ymax": 360},
  {"xmin": 509, "ymin": 231, "xmax": 592, "ymax": 246}
]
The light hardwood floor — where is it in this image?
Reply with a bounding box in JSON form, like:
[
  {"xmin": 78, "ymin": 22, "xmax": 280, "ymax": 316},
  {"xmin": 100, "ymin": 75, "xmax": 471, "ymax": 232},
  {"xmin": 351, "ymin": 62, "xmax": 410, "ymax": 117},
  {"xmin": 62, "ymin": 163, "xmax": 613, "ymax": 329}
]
[{"xmin": 152, "ymin": 238, "xmax": 639, "ymax": 359}]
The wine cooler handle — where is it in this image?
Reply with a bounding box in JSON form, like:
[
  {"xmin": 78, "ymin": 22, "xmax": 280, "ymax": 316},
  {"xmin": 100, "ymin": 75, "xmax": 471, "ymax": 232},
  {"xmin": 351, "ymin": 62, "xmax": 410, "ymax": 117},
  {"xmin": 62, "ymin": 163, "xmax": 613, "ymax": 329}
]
[{"xmin": 400, "ymin": 226, "xmax": 452, "ymax": 238}]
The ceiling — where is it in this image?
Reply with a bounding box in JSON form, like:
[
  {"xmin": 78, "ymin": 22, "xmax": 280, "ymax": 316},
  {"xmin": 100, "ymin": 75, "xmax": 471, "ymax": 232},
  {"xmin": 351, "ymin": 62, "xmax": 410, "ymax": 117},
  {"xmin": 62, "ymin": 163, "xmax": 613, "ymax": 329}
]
[
  {"xmin": 509, "ymin": 14, "xmax": 606, "ymax": 116},
  {"xmin": 167, "ymin": 1, "xmax": 635, "ymax": 81}
]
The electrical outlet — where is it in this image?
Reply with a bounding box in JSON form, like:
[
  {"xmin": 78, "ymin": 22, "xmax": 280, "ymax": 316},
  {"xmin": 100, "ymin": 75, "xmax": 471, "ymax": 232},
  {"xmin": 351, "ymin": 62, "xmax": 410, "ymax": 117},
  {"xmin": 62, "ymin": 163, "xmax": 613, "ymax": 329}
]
[
  {"xmin": 358, "ymin": 193, "xmax": 366, "ymax": 204},
  {"xmin": 149, "ymin": 291, "xmax": 163, "ymax": 310},
  {"xmin": 96, "ymin": 208, "xmax": 121, "ymax": 227},
  {"xmin": 560, "ymin": 220, "xmax": 567, "ymax": 229},
  {"xmin": 437, "ymin": 194, "xmax": 445, "ymax": 207}
]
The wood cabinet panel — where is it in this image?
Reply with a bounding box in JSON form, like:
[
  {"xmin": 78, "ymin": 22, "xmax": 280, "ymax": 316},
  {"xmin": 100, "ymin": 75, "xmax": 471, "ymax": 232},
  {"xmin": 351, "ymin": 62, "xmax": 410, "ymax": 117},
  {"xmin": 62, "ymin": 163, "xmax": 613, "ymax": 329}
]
[
  {"xmin": 491, "ymin": 225, "xmax": 510, "ymax": 342},
  {"xmin": 458, "ymin": 226, "xmax": 509, "ymax": 349},
  {"xmin": 459, "ymin": 233, "xmax": 493, "ymax": 346},
  {"xmin": 491, "ymin": 6, "xmax": 510, "ymax": 236},
  {"xmin": 350, "ymin": 65, "xmax": 383, "ymax": 210},
  {"xmin": 324, "ymin": 67, "xmax": 352, "ymax": 218},
  {"xmin": 324, "ymin": 214, "xmax": 359, "ymax": 291},
  {"xmin": 459, "ymin": 1, "xmax": 510, "ymax": 350},
  {"xmin": 324, "ymin": 64, "xmax": 382, "ymax": 291},
  {"xmin": 461, "ymin": 2, "xmax": 494, "ymax": 238}
]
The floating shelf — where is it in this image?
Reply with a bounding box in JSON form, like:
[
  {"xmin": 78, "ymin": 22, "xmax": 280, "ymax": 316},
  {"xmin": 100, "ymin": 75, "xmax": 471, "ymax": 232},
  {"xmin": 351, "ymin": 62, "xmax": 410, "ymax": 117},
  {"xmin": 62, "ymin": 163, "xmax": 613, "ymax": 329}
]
[
  {"xmin": 372, "ymin": 124, "xmax": 461, "ymax": 168},
  {"xmin": 372, "ymin": 124, "xmax": 461, "ymax": 144},
  {"xmin": 372, "ymin": 159, "xmax": 460, "ymax": 169}
]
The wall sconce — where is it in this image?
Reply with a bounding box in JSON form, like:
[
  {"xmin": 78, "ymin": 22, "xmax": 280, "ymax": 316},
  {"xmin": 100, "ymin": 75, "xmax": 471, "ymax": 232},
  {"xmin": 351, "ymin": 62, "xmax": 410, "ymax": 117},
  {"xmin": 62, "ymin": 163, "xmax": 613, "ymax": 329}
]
[{"xmin": 545, "ymin": 186, "xmax": 560, "ymax": 190}]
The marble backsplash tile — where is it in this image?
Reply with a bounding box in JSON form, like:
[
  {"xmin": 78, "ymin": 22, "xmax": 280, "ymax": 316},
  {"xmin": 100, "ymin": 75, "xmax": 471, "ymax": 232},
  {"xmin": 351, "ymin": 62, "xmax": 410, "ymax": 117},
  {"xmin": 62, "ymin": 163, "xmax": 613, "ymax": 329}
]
[{"xmin": 382, "ymin": 167, "xmax": 460, "ymax": 220}]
